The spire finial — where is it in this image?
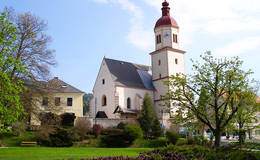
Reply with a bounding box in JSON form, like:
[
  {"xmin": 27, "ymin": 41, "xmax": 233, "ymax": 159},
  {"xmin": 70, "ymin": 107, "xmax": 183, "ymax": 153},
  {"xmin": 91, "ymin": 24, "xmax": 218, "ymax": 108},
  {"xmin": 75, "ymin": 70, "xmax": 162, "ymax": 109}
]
[{"xmin": 162, "ymin": 0, "xmax": 170, "ymax": 16}]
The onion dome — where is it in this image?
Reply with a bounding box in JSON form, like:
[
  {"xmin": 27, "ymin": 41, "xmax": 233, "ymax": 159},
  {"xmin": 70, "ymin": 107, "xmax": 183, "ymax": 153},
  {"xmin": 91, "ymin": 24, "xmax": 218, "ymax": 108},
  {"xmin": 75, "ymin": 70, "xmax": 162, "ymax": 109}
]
[{"xmin": 154, "ymin": 1, "xmax": 179, "ymax": 29}]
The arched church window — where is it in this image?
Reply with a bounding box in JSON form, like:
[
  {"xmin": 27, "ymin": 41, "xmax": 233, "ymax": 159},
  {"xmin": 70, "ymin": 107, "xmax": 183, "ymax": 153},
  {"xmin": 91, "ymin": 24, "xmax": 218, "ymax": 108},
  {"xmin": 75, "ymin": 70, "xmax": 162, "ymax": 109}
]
[
  {"xmin": 102, "ymin": 95, "xmax": 107, "ymax": 106},
  {"xmin": 158, "ymin": 60, "xmax": 161, "ymax": 66},
  {"xmin": 102, "ymin": 79, "xmax": 105, "ymax": 84},
  {"xmin": 127, "ymin": 97, "xmax": 131, "ymax": 109},
  {"xmin": 156, "ymin": 35, "xmax": 161, "ymax": 44},
  {"xmin": 159, "ymin": 74, "xmax": 162, "ymax": 78},
  {"xmin": 175, "ymin": 58, "xmax": 178, "ymax": 64}
]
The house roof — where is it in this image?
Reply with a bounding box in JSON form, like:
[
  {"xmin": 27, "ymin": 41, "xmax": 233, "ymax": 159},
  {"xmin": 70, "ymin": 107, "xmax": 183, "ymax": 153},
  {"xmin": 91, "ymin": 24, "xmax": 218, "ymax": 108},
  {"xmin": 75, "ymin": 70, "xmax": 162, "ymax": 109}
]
[
  {"xmin": 46, "ymin": 77, "xmax": 85, "ymax": 94},
  {"xmin": 104, "ymin": 58, "xmax": 155, "ymax": 90}
]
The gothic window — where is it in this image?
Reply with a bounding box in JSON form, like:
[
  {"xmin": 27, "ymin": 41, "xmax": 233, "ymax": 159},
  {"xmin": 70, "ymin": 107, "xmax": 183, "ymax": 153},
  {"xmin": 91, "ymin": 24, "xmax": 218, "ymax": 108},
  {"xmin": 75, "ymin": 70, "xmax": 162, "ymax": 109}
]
[
  {"xmin": 159, "ymin": 73, "xmax": 162, "ymax": 78},
  {"xmin": 127, "ymin": 97, "xmax": 131, "ymax": 109},
  {"xmin": 102, "ymin": 95, "xmax": 107, "ymax": 106},
  {"xmin": 67, "ymin": 98, "xmax": 73, "ymax": 106},
  {"xmin": 42, "ymin": 97, "xmax": 48, "ymax": 106},
  {"xmin": 173, "ymin": 34, "xmax": 178, "ymax": 43},
  {"xmin": 156, "ymin": 35, "xmax": 161, "ymax": 44},
  {"xmin": 55, "ymin": 97, "xmax": 61, "ymax": 106},
  {"xmin": 158, "ymin": 60, "xmax": 161, "ymax": 66},
  {"xmin": 175, "ymin": 58, "xmax": 178, "ymax": 64},
  {"xmin": 102, "ymin": 79, "xmax": 105, "ymax": 84}
]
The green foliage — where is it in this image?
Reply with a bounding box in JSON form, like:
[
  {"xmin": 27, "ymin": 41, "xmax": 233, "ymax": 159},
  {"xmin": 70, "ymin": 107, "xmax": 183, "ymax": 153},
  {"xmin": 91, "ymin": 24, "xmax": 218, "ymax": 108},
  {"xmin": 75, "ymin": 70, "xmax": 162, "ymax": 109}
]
[
  {"xmin": 132, "ymin": 137, "xmax": 167, "ymax": 148},
  {"xmin": 176, "ymin": 138, "xmax": 188, "ymax": 146},
  {"xmin": 83, "ymin": 93, "xmax": 93, "ymax": 115},
  {"xmin": 123, "ymin": 124, "xmax": 143, "ymax": 143},
  {"xmin": 0, "ymin": 131, "xmax": 36, "ymax": 147},
  {"xmin": 137, "ymin": 93, "xmax": 161, "ymax": 138},
  {"xmin": 229, "ymin": 142, "xmax": 260, "ymax": 150},
  {"xmin": 163, "ymin": 52, "xmax": 254, "ymax": 147},
  {"xmin": 48, "ymin": 126, "xmax": 79, "ymax": 147},
  {"xmin": 117, "ymin": 122, "xmax": 127, "ymax": 129},
  {"xmin": 0, "ymin": 12, "xmax": 27, "ymax": 127},
  {"xmin": 166, "ymin": 131, "xmax": 179, "ymax": 145},
  {"xmin": 13, "ymin": 122, "xmax": 27, "ymax": 137}
]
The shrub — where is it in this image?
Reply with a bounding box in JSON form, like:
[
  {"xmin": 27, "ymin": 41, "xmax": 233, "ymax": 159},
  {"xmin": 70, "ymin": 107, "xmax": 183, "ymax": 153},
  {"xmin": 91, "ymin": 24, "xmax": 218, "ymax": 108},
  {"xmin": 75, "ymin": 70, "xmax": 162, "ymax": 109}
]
[
  {"xmin": 60, "ymin": 113, "xmax": 76, "ymax": 126},
  {"xmin": 187, "ymin": 136, "xmax": 194, "ymax": 145},
  {"xmin": 166, "ymin": 131, "xmax": 179, "ymax": 145},
  {"xmin": 93, "ymin": 124, "xmax": 102, "ymax": 138},
  {"xmin": 74, "ymin": 118, "xmax": 91, "ymax": 140},
  {"xmin": 176, "ymin": 138, "xmax": 187, "ymax": 146},
  {"xmin": 132, "ymin": 137, "xmax": 167, "ymax": 148},
  {"xmin": 123, "ymin": 124, "xmax": 143, "ymax": 143},
  {"xmin": 101, "ymin": 128, "xmax": 123, "ymax": 135},
  {"xmin": 36, "ymin": 125, "xmax": 55, "ymax": 146},
  {"xmin": 49, "ymin": 126, "xmax": 79, "ymax": 147},
  {"xmin": 117, "ymin": 122, "xmax": 126, "ymax": 129},
  {"xmin": 151, "ymin": 119, "xmax": 162, "ymax": 138},
  {"xmin": 13, "ymin": 122, "xmax": 27, "ymax": 137},
  {"xmin": 39, "ymin": 112, "xmax": 61, "ymax": 126}
]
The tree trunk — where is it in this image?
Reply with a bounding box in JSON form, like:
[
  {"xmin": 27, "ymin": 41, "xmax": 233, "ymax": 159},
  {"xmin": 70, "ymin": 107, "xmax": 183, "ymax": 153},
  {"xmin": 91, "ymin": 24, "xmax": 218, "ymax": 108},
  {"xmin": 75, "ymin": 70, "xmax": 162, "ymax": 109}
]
[
  {"xmin": 238, "ymin": 130, "xmax": 246, "ymax": 146},
  {"xmin": 214, "ymin": 130, "xmax": 221, "ymax": 147}
]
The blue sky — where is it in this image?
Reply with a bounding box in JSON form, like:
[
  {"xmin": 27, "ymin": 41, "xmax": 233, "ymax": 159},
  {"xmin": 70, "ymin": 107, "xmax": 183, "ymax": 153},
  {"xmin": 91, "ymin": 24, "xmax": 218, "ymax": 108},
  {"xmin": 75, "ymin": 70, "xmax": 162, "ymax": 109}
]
[{"xmin": 1, "ymin": 0, "xmax": 260, "ymax": 95}]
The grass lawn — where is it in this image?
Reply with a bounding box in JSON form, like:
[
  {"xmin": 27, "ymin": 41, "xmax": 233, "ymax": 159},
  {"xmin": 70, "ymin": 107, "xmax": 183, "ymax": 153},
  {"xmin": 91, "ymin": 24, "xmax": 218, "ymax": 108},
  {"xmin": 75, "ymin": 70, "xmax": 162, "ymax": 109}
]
[{"xmin": 0, "ymin": 147, "xmax": 152, "ymax": 160}]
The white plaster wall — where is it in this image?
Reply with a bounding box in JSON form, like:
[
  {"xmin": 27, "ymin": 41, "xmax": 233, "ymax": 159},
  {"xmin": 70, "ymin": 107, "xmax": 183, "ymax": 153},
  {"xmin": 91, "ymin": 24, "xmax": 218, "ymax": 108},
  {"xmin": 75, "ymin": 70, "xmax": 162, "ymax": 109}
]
[
  {"xmin": 167, "ymin": 51, "xmax": 186, "ymax": 76},
  {"xmin": 151, "ymin": 50, "xmax": 168, "ymax": 80},
  {"xmin": 116, "ymin": 86, "xmax": 153, "ymax": 110},
  {"xmin": 91, "ymin": 59, "xmax": 116, "ymax": 119},
  {"xmin": 155, "ymin": 27, "xmax": 179, "ymax": 50}
]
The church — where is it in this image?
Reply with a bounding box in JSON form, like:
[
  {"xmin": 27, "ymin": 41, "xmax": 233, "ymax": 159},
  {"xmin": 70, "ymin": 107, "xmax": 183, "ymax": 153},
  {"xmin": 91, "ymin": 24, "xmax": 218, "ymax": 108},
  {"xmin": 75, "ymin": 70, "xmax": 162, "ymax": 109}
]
[{"xmin": 90, "ymin": 1, "xmax": 186, "ymax": 129}]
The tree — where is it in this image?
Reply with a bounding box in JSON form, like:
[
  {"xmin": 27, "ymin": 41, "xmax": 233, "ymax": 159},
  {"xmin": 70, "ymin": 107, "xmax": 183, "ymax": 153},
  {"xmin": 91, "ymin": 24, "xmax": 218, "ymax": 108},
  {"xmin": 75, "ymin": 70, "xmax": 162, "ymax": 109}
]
[
  {"xmin": 137, "ymin": 93, "xmax": 161, "ymax": 138},
  {"xmin": 3, "ymin": 8, "xmax": 58, "ymax": 123},
  {"xmin": 0, "ymin": 12, "xmax": 27, "ymax": 127},
  {"xmin": 163, "ymin": 52, "xmax": 253, "ymax": 147},
  {"xmin": 83, "ymin": 93, "xmax": 93, "ymax": 116},
  {"xmin": 4, "ymin": 7, "xmax": 56, "ymax": 81},
  {"xmin": 232, "ymin": 89, "xmax": 259, "ymax": 145}
]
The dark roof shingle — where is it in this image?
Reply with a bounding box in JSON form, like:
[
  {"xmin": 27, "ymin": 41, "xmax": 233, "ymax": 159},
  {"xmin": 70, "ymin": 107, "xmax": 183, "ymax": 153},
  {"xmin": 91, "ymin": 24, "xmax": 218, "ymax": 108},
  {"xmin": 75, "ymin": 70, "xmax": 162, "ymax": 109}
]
[{"xmin": 104, "ymin": 58, "xmax": 155, "ymax": 90}]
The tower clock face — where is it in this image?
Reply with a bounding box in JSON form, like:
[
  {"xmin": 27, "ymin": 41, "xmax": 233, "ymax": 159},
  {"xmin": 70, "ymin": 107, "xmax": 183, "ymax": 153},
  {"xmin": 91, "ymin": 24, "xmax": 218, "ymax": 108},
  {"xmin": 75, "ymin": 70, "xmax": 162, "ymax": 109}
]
[{"xmin": 164, "ymin": 32, "xmax": 170, "ymax": 38}]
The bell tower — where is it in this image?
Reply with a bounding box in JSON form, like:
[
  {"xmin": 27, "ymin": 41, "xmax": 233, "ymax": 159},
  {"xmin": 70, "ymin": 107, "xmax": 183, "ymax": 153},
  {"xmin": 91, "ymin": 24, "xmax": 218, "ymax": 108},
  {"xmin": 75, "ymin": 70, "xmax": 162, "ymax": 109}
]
[{"xmin": 150, "ymin": 0, "xmax": 186, "ymax": 118}]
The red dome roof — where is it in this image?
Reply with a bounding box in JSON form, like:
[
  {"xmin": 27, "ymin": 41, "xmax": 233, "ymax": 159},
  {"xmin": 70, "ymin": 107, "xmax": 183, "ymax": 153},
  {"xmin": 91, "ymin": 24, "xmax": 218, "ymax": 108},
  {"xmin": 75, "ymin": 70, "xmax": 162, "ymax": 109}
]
[{"xmin": 154, "ymin": 1, "xmax": 179, "ymax": 29}]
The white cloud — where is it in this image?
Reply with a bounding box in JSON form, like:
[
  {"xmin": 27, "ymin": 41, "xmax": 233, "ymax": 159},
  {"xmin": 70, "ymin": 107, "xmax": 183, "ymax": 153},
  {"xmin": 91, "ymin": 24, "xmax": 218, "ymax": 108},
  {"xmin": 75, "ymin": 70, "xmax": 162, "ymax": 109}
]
[
  {"xmin": 93, "ymin": 0, "xmax": 153, "ymax": 51},
  {"xmin": 93, "ymin": 0, "xmax": 260, "ymax": 54},
  {"xmin": 213, "ymin": 37, "xmax": 260, "ymax": 57}
]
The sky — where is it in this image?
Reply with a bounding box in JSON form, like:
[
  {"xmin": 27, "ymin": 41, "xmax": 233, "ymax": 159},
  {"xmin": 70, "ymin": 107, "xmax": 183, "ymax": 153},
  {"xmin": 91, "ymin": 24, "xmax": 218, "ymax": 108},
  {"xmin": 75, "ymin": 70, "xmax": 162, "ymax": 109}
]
[{"xmin": 1, "ymin": 0, "xmax": 260, "ymax": 95}]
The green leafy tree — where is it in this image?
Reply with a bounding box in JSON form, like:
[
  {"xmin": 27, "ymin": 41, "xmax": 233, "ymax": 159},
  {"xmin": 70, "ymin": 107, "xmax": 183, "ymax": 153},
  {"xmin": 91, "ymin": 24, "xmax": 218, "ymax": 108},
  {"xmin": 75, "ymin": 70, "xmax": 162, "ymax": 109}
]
[
  {"xmin": 163, "ymin": 52, "xmax": 253, "ymax": 147},
  {"xmin": 0, "ymin": 12, "xmax": 26, "ymax": 127},
  {"xmin": 137, "ymin": 93, "xmax": 161, "ymax": 138},
  {"xmin": 232, "ymin": 89, "xmax": 259, "ymax": 145}
]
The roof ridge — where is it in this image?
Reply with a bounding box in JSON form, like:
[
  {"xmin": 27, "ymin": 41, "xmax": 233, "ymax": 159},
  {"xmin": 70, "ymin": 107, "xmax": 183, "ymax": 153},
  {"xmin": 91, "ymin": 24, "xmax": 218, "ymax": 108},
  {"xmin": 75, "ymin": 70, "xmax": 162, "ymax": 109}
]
[{"xmin": 104, "ymin": 58, "xmax": 151, "ymax": 68}]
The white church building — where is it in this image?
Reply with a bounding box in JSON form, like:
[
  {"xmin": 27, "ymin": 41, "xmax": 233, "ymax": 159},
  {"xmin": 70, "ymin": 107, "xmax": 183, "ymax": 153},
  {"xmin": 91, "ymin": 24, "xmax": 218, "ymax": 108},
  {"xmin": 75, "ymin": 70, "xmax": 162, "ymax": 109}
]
[{"xmin": 90, "ymin": 1, "xmax": 186, "ymax": 129}]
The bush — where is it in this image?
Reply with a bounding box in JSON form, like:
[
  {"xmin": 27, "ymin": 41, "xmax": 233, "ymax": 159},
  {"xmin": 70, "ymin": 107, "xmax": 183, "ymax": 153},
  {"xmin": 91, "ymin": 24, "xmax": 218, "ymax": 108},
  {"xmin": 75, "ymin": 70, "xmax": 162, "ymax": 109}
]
[
  {"xmin": 132, "ymin": 137, "xmax": 167, "ymax": 148},
  {"xmin": 123, "ymin": 125, "xmax": 143, "ymax": 144},
  {"xmin": 93, "ymin": 124, "xmax": 102, "ymax": 138},
  {"xmin": 117, "ymin": 122, "xmax": 126, "ymax": 129},
  {"xmin": 36, "ymin": 125, "xmax": 55, "ymax": 146},
  {"xmin": 74, "ymin": 118, "xmax": 91, "ymax": 140},
  {"xmin": 186, "ymin": 135, "xmax": 209, "ymax": 146},
  {"xmin": 101, "ymin": 128, "xmax": 123, "ymax": 135},
  {"xmin": 60, "ymin": 113, "xmax": 76, "ymax": 126},
  {"xmin": 49, "ymin": 126, "xmax": 79, "ymax": 147},
  {"xmin": 39, "ymin": 112, "xmax": 61, "ymax": 126},
  {"xmin": 166, "ymin": 131, "xmax": 179, "ymax": 145},
  {"xmin": 176, "ymin": 138, "xmax": 187, "ymax": 146},
  {"xmin": 13, "ymin": 122, "xmax": 27, "ymax": 137}
]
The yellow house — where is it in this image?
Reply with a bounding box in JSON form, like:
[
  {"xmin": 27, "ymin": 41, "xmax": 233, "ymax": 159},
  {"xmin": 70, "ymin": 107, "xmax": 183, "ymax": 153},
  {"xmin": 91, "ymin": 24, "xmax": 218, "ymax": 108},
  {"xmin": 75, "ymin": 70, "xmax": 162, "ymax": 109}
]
[{"xmin": 30, "ymin": 77, "xmax": 85, "ymax": 125}]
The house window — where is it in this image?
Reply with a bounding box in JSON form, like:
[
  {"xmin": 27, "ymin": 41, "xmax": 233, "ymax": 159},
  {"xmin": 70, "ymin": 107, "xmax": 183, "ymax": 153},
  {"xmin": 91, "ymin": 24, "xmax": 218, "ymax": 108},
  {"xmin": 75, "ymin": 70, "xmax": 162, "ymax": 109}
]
[
  {"xmin": 158, "ymin": 60, "xmax": 161, "ymax": 66},
  {"xmin": 175, "ymin": 58, "xmax": 178, "ymax": 64},
  {"xmin": 173, "ymin": 34, "xmax": 178, "ymax": 43},
  {"xmin": 127, "ymin": 97, "xmax": 131, "ymax": 109},
  {"xmin": 42, "ymin": 97, "xmax": 48, "ymax": 106},
  {"xmin": 55, "ymin": 97, "xmax": 61, "ymax": 106},
  {"xmin": 67, "ymin": 98, "xmax": 73, "ymax": 106},
  {"xmin": 102, "ymin": 79, "xmax": 105, "ymax": 84},
  {"xmin": 159, "ymin": 73, "xmax": 162, "ymax": 78},
  {"xmin": 156, "ymin": 35, "xmax": 161, "ymax": 44},
  {"xmin": 102, "ymin": 95, "xmax": 107, "ymax": 106}
]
